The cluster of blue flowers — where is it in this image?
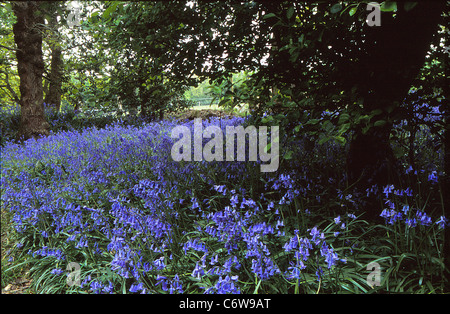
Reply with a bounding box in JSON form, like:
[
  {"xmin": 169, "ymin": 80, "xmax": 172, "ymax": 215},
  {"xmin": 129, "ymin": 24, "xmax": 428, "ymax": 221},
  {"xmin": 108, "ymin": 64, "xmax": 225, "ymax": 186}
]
[
  {"xmin": 1, "ymin": 115, "xmax": 447, "ymax": 293},
  {"xmin": 380, "ymin": 184, "xmax": 448, "ymax": 229}
]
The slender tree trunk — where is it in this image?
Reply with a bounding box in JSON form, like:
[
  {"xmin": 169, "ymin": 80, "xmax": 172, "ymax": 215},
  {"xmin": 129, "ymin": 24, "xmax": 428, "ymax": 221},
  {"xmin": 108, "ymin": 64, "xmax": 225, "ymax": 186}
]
[
  {"xmin": 12, "ymin": 2, "xmax": 49, "ymax": 140},
  {"xmin": 44, "ymin": 45, "xmax": 62, "ymax": 112},
  {"xmin": 44, "ymin": 13, "xmax": 63, "ymax": 113}
]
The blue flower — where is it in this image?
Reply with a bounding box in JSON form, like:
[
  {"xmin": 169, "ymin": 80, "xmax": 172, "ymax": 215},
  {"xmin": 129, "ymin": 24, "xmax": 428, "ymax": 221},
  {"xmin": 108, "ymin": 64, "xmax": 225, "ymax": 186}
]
[
  {"xmin": 383, "ymin": 185, "xmax": 394, "ymax": 198},
  {"xmin": 51, "ymin": 268, "xmax": 64, "ymax": 275},
  {"xmin": 192, "ymin": 262, "xmax": 206, "ymax": 279},
  {"xmin": 129, "ymin": 282, "xmax": 144, "ymax": 293},
  {"xmin": 405, "ymin": 218, "xmax": 417, "ymax": 228},
  {"xmin": 309, "ymin": 226, "xmax": 324, "ymax": 245},
  {"xmin": 169, "ymin": 274, "xmax": 183, "ymax": 294},
  {"xmin": 435, "ymin": 216, "xmax": 448, "ymax": 229},
  {"xmin": 334, "ymin": 215, "xmax": 341, "ymax": 224},
  {"xmin": 428, "ymin": 171, "xmax": 438, "ymax": 184},
  {"xmin": 416, "ymin": 211, "xmax": 432, "ymax": 226}
]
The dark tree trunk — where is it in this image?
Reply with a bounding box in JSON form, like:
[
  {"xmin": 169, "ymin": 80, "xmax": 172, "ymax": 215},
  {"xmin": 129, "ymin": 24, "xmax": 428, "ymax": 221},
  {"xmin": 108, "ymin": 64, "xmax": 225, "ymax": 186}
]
[
  {"xmin": 44, "ymin": 11, "xmax": 62, "ymax": 113},
  {"xmin": 346, "ymin": 2, "xmax": 445, "ymax": 219},
  {"xmin": 44, "ymin": 16, "xmax": 63, "ymax": 114},
  {"xmin": 12, "ymin": 2, "xmax": 49, "ymax": 140},
  {"xmin": 44, "ymin": 45, "xmax": 62, "ymax": 112},
  {"xmin": 347, "ymin": 124, "xmax": 399, "ymax": 188}
]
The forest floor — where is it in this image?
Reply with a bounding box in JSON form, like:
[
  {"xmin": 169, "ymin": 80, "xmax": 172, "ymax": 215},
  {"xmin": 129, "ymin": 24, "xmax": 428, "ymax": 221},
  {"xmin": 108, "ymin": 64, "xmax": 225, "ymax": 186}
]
[{"xmin": 1, "ymin": 108, "xmax": 238, "ymax": 295}]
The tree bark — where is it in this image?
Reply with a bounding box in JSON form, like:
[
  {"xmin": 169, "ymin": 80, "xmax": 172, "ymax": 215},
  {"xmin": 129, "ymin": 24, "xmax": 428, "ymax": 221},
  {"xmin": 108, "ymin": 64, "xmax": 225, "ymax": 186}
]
[
  {"xmin": 12, "ymin": 2, "xmax": 49, "ymax": 140},
  {"xmin": 44, "ymin": 44, "xmax": 62, "ymax": 112},
  {"xmin": 347, "ymin": 3, "xmax": 445, "ymax": 202},
  {"xmin": 44, "ymin": 12, "xmax": 63, "ymax": 113}
]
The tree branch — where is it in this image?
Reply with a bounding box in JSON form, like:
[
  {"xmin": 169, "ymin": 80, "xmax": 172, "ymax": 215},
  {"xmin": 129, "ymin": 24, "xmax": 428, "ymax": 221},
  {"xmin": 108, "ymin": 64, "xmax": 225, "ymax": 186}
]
[
  {"xmin": 0, "ymin": 44, "xmax": 18, "ymax": 51},
  {"xmin": 0, "ymin": 71, "xmax": 20, "ymax": 104}
]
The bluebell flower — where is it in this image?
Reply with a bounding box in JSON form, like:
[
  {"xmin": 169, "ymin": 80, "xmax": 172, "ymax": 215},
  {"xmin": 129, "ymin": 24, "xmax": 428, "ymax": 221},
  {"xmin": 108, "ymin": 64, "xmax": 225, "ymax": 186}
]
[
  {"xmin": 230, "ymin": 194, "xmax": 239, "ymax": 208},
  {"xmin": 428, "ymin": 171, "xmax": 438, "ymax": 184},
  {"xmin": 309, "ymin": 227, "xmax": 325, "ymax": 246},
  {"xmin": 404, "ymin": 187, "xmax": 413, "ymax": 197},
  {"xmin": 405, "ymin": 165, "xmax": 413, "ymax": 174},
  {"xmin": 51, "ymin": 268, "xmax": 64, "ymax": 275},
  {"xmin": 320, "ymin": 243, "xmax": 339, "ymax": 269},
  {"xmin": 405, "ymin": 218, "xmax": 417, "ymax": 228},
  {"xmin": 213, "ymin": 185, "xmax": 227, "ymax": 195},
  {"xmin": 401, "ymin": 205, "xmax": 410, "ymax": 214},
  {"xmin": 156, "ymin": 275, "xmax": 168, "ymax": 291},
  {"xmin": 192, "ymin": 262, "xmax": 206, "ymax": 279},
  {"xmin": 416, "ymin": 211, "xmax": 432, "ymax": 226},
  {"xmin": 287, "ymin": 264, "xmax": 302, "ymax": 280},
  {"xmin": 316, "ymin": 266, "xmax": 324, "ymax": 281},
  {"xmin": 129, "ymin": 282, "xmax": 144, "ymax": 293},
  {"xmin": 212, "ymin": 275, "xmax": 240, "ymax": 294},
  {"xmin": 334, "ymin": 216, "xmax": 341, "ymax": 224},
  {"xmin": 90, "ymin": 280, "xmax": 107, "ymax": 294},
  {"xmin": 380, "ymin": 209, "xmax": 402, "ymax": 225},
  {"xmin": 169, "ymin": 274, "xmax": 183, "ymax": 294},
  {"xmin": 153, "ymin": 257, "xmax": 166, "ymax": 270},
  {"xmin": 435, "ymin": 216, "xmax": 448, "ymax": 229},
  {"xmin": 210, "ymin": 254, "xmax": 219, "ymax": 266},
  {"xmin": 383, "ymin": 185, "xmax": 394, "ymax": 198}
]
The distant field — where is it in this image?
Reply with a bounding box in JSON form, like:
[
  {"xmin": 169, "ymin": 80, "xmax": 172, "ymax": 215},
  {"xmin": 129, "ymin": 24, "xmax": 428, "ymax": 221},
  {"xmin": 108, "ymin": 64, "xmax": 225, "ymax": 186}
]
[
  {"xmin": 190, "ymin": 104, "xmax": 221, "ymax": 110},
  {"xmin": 190, "ymin": 103, "xmax": 249, "ymax": 115}
]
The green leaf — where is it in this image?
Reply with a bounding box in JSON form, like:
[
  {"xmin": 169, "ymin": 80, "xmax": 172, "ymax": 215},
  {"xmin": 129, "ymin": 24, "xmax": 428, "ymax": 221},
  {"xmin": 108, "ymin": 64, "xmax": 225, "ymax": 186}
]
[
  {"xmin": 349, "ymin": 7, "xmax": 357, "ymax": 16},
  {"xmin": 380, "ymin": 2, "xmax": 397, "ymax": 12},
  {"xmin": 321, "ymin": 120, "xmax": 334, "ymax": 132},
  {"xmin": 334, "ymin": 136, "xmax": 346, "ymax": 145},
  {"xmin": 306, "ymin": 119, "xmax": 319, "ymax": 125},
  {"xmin": 261, "ymin": 115, "xmax": 274, "ymax": 123},
  {"xmin": 263, "ymin": 13, "xmax": 277, "ymax": 20},
  {"xmin": 287, "ymin": 6, "xmax": 295, "ymax": 19},
  {"xmin": 91, "ymin": 10, "xmax": 100, "ymax": 18},
  {"xmin": 330, "ymin": 3, "xmax": 343, "ymax": 14},
  {"xmin": 103, "ymin": 2, "xmax": 119, "ymax": 20},
  {"xmin": 284, "ymin": 150, "xmax": 294, "ymax": 160},
  {"xmin": 318, "ymin": 29, "xmax": 324, "ymax": 42},
  {"xmin": 374, "ymin": 120, "xmax": 387, "ymax": 127},
  {"xmin": 4, "ymin": 3, "xmax": 12, "ymax": 12},
  {"xmin": 318, "ymin": 136, "xmax": 331, "ymax": 145},
  {"xmin": 403, "ymin": 2, "xmax": 418, "ymax": 11},
  {"xmin": 371, "ymin": 109, "xmax": 383, "ymax": 116},
  {"xmin": 338, "ymin": 123, "xmax": 350, "ymax": 134},
  {"xmin": 338, "ymin": 113, "xmax": 350, "ymax": 124}
]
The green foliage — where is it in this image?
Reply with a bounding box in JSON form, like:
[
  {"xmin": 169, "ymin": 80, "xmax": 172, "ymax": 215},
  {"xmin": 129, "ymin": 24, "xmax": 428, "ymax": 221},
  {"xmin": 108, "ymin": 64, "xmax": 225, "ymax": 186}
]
[{"xmin": 0, "ymin": 3, "xmax": 19, "ymax": 107}]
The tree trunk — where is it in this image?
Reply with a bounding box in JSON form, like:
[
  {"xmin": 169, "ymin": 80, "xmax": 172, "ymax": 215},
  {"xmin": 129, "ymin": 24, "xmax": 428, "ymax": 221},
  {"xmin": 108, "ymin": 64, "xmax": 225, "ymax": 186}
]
[
  {"xmin": 346, "ymin": 3, "xmax": 445, "ymax": 215},
  {"xmin": 347, "ymin": 124, "xmax": 399, "ymax": 188},
  {"xmin": 44, "ymin": 45, "xmax": 63, "ymax": 112},
  {"xmin": 12, "ymin": 2, "xmax": 49, "ymax": 140},
  {"xmin": 44, "ymin": 12, "xmax": 63, "ymax": 113}
]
